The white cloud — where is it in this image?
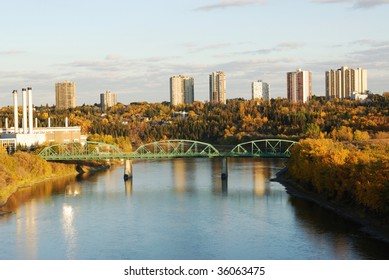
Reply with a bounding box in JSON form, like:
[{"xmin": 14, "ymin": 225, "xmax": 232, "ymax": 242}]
[
  {"xmin": 0, "ymin": 49, "xmax": 26, "ymax": 55},
  {"xmin": 195, "ymin": 0, "xmax": 267, "ymax": 11},
  {"xmin": 238, "ymin": 42, "xmax": 306, "ymax": 55},
  {"xmin": 312, "ymin": 0, "xmax": 389, "ymax": 8}
]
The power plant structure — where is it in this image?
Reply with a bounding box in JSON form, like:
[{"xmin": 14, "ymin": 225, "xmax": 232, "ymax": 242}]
[{"xmin": 1, "ymin": 88, "xmax": 86, "ymax": 151}]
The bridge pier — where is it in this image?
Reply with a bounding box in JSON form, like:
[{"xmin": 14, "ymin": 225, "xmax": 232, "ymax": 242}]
[
  {"xmin": 124, "ymin": 159, "xmax": 133, "ymax": 181},
  {"xmin": 221, "ymin": 157, "xmax": 228, "ymax": 180}
]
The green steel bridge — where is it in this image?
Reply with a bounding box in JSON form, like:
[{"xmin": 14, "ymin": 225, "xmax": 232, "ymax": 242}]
[{"xmin": 38, "ymin": 139, "xmax": 298, "ymax": 161}]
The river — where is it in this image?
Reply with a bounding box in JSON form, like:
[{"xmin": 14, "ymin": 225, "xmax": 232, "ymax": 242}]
[{"xmin": 0, "ymin": 158, "xmax": 388, "ymax": 260}]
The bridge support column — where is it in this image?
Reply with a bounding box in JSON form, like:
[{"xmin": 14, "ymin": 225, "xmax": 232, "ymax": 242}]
[
  {"xmin": 124, "ymin": 160, "xmax": 133, "ymax": 181},
  {"xmin": 221, "ymin": 157, "xmax": 228, "ymax": 180}
]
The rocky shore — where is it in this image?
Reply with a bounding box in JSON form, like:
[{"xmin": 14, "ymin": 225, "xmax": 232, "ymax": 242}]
[{"xmin": 273, "ymin": 168, "xmax": 389, "ymax": 244}]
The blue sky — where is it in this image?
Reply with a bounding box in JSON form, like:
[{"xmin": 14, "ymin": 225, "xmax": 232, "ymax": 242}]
[{"xmin": 1, "ymin": 0, "xmax": 389, "ymax": 106}]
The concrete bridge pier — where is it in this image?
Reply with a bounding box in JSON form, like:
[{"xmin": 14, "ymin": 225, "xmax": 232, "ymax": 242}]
[
  {"xmin": 221, "ymin": 157, "xmax": 228, "ymax": 180},
  {"xmin": 124, "ymin": 159, "xmax": 133, "ymax": 181}
]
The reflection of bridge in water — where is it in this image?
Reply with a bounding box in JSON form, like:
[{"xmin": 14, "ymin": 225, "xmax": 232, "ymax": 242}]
[{"xmin": 38, "ymin": 139, "xmax": 297, "ymax": 180}]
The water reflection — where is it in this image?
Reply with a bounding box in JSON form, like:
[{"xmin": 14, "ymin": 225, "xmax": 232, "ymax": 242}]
[
  {"xmin": 16, "ymin": 199, "xmax": 38, "ymax": 259},
  {"xmin": 125, "ymin": 179, "xmax": 133, "ymax": 196},
  {"xmin": 62, "ymin": 204, "xmax": 77, "ymax": 259},
  {"xmin": 252, "ymin": 161, "xmax": 269, "ymax": 196},
  {"xmin": 65, "ymin": 183, "xmax": 81, "ymax": 197},
  {"xmin": 171, "ymin": 159, "xmax": 188, "ymax": 193},
  {"xmin": 288, "ymin": 196, "xmax": 389, "ymax": 259},
  {"xmin": 1, "ymin": 158, "xmax": 388, "ymax": 260},
  {"xmin": 0, "ymin": 175, "xmax": 78, "ymax": 213}
]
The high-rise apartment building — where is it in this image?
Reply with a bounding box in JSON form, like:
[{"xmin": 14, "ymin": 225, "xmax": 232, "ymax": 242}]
[
  {"xmin": 252, "ymin": 80, "xmax": 270, "ymax": 101},
  {"xmin": 326, "ymin": 66, "xmax": 367, "ymax": 100},
  {"xmin": 287, "ymin": 69, "xmax": 312, "ymax": 103},
  {"xmin": 209, "ymin": 71, "xmax": 226, "ymax": 104},
  {"xmin": 170, "ymin": 75, "xmax": 194, "ymax": 106},
  {"xmin": 100, "ymin": 90, "xmax": 117, "ymax": 111},
  {"xmin": 55, "ymin": 81, "xmax": 76, "ymax": 109}
]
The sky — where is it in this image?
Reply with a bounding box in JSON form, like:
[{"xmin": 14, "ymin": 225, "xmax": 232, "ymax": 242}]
[{"xmin": 1, "ymin": 0, "xmax": 389, "ymax": 107}]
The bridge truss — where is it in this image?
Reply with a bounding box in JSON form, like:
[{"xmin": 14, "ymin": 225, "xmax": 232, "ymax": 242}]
[
  {"xmin": 38, "ymin": 139, "xmax": 297, "ymax": 161},
  {"xmin": 230, "ymin": 139, "xmax": 297, "ymax": 158},
  {"xmin": 132, "ymin": 140, "xmax": 220, "ymax": 158}
]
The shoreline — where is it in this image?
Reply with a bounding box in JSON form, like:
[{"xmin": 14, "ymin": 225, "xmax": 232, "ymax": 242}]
[
  {"xmin": 0, "ymin": 163, "xmax": 112, "ymax": 215},
  {"xmin": 273, "ymin": 168, "xmax": 389, "ymax": 244},
  {"xmin": 0, "ymin": 171, "xmax": 78, "ymax": 211}
]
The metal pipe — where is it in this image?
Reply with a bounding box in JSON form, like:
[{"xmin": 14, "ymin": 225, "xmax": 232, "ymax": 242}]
[
  {"xmin": 22, "ymin": 88, "xmax": 27, "ymax": 134},
  {"xmin": 13, "ymin": 90, "xmax": 18, "ymax": 133},
  {"xmin": 28, "ymin": 87, "xmax": 33, "ymax": 134}
]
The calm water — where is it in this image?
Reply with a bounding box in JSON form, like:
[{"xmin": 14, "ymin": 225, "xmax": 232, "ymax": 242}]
[{"xmin": 0, "ymin": 158, "xmax": 388, "ymax": 260}]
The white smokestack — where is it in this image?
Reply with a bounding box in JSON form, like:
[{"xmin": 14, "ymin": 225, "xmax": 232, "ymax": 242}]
[
  {"xmin": 13, "ymin": 90, "xmax": 18, "ymax": 133},
  {"xmin": 65, "ymin": 117, "xmax": 68, "ymax": 128},
  {"xmin": 35, "ymin": 117, "xmax": 38, "ymax": 128},
  {"xmin": 28, "ymin": 87, "xmax": 33, "ymax": 134},
  {"xmin": 5, "ymin": 117, "xmax": 8, "ymax": 130},
  {"xmin": 22, "ymin": 88, "xmax": 27, "ymax": 134},
  {"xmin": 48, "ymin": 117, "xmax": 51, "ymax": 128}
]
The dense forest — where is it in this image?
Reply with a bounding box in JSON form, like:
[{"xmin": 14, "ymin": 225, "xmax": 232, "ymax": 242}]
[{"xmin": 287, "ymin": 139, "xmax": 389, "ymax": 219}]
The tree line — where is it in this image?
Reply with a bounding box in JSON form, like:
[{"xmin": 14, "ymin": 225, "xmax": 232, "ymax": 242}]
[{"xmin": 1, "ymin": 95, "xmax": 387, "ymax": 149}]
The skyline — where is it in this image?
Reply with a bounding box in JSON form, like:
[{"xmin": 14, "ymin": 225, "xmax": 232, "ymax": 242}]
[{"xmin": 1, "ymin": 0, "xmax": 389, "ymax": 107}]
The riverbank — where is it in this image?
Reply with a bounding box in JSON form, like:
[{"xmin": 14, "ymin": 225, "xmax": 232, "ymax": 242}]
[
  {"xmin": 0, "ymin": 170, "xmax": 77, "ymax": 210},
  {"xmin": 274, "ymin": 168, "xmax": 389, "ymax": 244},
  {"xmin": 0, "ymin": 159, "xmax": 112, "ymax": 213}
]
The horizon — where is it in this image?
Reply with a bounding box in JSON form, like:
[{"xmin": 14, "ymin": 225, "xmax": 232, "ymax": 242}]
[{"xmin": 1, "ymin": 0, "xmax": 389, "ymax": 107}]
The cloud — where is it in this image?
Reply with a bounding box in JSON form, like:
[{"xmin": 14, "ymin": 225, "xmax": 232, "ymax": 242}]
[
  {"xmin": 351, "ymin": 40, "xmax": 389, "ymax": 47},
  {"xmin": 195, "ymin": 0, "xmax": 266, "ymax": 11},
  {"xmin": 312, "ymin": 0, "xmax": 389, "ymax": 8},
  {"xmin": 240, "ymin": 42, "xmax": 305, "ymax": 55},
  {"xmin": 0, "ymin": 49, "xmax": 26, "ymax": 55},
  {"xmin": 181, "ymin": 42, "xmax": 232, "ymax": 53}
]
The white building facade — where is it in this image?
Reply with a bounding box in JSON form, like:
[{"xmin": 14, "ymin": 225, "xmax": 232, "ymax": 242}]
[
  {"xmin": 252, "ymin": 80, "xmax": 270, "ymax": 101},
  {"xmin": 170, "ymin": 75, "xmax": 194, "ymax": 106},
  {"xmin": 326, "ymin": 66, "xmax": 368, "ymax": 100}
]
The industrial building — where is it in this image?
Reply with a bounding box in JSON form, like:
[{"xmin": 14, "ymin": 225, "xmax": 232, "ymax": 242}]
[{"xmin": 1, "ymin": 88, "xmax": 86, "ymax": 151}]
